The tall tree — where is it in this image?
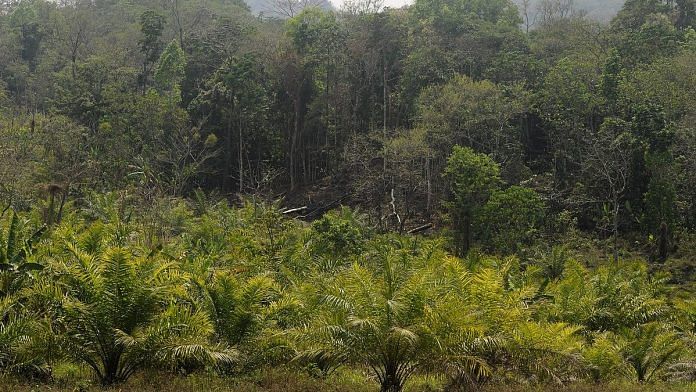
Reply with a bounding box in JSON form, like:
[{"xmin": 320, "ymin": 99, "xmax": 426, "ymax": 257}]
[
  {"xmin": 443, "ymin": 146, "xmax": 500, "ymax": 255},
  {"xmin": 139, "ymin": 10, "xmax": 166, "ymax": 92},
  {"xmin": 192, "ymin": 55, "xmax": 272, "ymax": 193}
]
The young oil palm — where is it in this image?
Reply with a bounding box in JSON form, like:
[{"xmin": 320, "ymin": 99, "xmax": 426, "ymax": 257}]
[
  {"xmin": 186, "ymin": 267, "xmax": 288, "ymax": 369},
  {"xmin": 0, "ymin": 295, "xmax": 47, "ymax": 375},
  {"xmin": 53, "ymin": 239, "xmax": 234, "ymax": 385},
  {"xmin": 436, "ymin": 259, "xmax": 583, "ymax": 387},
  {"xmin": 0, "ymin": 211, "xmax": 45, "ymax": 298},
  {"xmin": 618, "ymin": 322, "xmax": 684, "ymax": 382},
  {"xmin": 0, "ymin": 211, "xmax": 49, "ymax": 375},
  {"xmin": 295, "ymin": 240, "xmax": 476, "ymax": 392}
]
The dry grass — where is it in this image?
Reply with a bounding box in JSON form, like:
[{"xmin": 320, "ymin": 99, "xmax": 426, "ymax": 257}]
[
  {"xmin": 0, "ymin": 367, "xmax": 376, "ymax": 392},
  {"xmin": 1, "ymin": 368, "xmax": 694, "ymax": 392},
  {"xmin": 481, "ymin": 383, "xmax": 696, "ymax": 392}
]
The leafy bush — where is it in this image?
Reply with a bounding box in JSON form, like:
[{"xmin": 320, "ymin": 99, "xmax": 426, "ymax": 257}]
[{"xmin": 476, "ymin": 186, "xmax": 545, "ymax": 254}]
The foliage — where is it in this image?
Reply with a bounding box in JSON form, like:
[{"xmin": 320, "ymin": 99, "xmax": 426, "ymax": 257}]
[
  {"xmin": 540, "ymin": 261, "xmax": 670, "ymax": 333},
  {"xmin": 0, "ymin": 211, "xmax": 45, "ymax": 298},
  {"xmin": 617, "ymin": 322, "xmax": 685, "ymax": 382}
]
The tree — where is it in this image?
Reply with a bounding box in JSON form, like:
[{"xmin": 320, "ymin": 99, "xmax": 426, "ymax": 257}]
[
  {"xmin": 612, "ymin": 0, "xmax": 673, "ymax": 32},
  {"xmin": 265, "ymin": 0, "xmax": 329, "ymax": 18},
  {"xmin": 282, "ymin": 8, "xmax": 345, "ymax": 190},
  {"xmin": 443, "ymin": 146, "xmax": 500, "ymax": 256},
  {"xmin": 417, "ymin": 75, "xmax": 528, "ymax": 180},
  {"xmin": 308, "ymin": 207, "xmax": 367, "ymax": 260},
  {"xmin": 8, "ymin": 2, "xmax": 44, "ymax": 70},
  {"xmin": 0, "ymin": 210, "xmax": 46, "ymax": 375},
  {"xmin": 410, "ymin": 0, "xmax": 522, "ymax": 33},
  {"xmin": 538, "ymin": 0, "xmax": 577, "ymax": 25},
  {"xmin": 186, "ymin": 268, "xmax": 287, "ymax": 369},
  {"xmin": 403, "ymin": 0, "xmax": 527, "ymax": 112},
  {"xmin": 343, "ymin": 128, "xmax": 434, "ymax": 230},
  {"xmin": 542, "ymin": 261, "xmax": 670, "ymax": 333},
  {"xmin": 294, "ymin": 240, "xmax": 488, "ymax": 392},
  {"xmin": 341, "ymin": 0, "xmax": 383, "ymax": 15},
  {"xmin": 58, "ymin": 2, "xmax": 93, "ymax": 79},
  {"xmin": 520, "ymin": 0, "xmax": 538, "ymax": 33},
  {"xmin": 619, "ymin": 322, "xmax": 684, "ymax": 382},
  {"xmin": 0, "ymin": 211, "xmax": 45, "ymax": 298},
  {"xmin": 537, "ymin": 54, "xmax": 605, "ymax": 189}
]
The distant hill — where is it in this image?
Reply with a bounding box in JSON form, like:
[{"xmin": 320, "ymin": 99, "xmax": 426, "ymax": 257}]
[
  {"xmin": 245, "ymin": 0, "xmax": 624, "ymax": 21},
  {"xmin": 514, "ymin": 0, "xmax": 625, "ymax": 23},
  {"xmin": 245, "ymin": 0, "xmax": 334, "ymax": 18}
]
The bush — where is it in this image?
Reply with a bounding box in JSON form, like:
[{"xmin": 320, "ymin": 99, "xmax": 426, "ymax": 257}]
[{"xmin": 475, "ymin": 186, "xmax": 545, "ymax": 254}]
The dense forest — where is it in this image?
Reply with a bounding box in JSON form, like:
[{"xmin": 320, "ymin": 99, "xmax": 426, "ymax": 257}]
[{"xmin": 0, "ymin": 0, "xmax": 695, "ymax": 390}]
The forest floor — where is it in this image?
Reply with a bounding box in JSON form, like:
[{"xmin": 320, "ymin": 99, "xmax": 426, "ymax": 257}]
[{"xmin": 2, "ymin": 368, "xmax": 695, "ymax": 392}]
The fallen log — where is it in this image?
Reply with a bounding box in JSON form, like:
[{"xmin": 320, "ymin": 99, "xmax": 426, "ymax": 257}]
[
  {"xmin": 300, "ymin": 196, "xmax": 348, "ymax": 220},
  {"xmin": 408, "ymin": 223, "xmax": 433, "ymax": 234},
  {"xmin": 283, "ymin": 206, "xmax": 308, "ymax": 215}
]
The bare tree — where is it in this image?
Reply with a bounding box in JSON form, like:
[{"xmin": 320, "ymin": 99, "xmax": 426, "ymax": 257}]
[
  {"xmin": 168, "ymin": 0, "xmax": 185, "ymax": 46},
  {"xmin": 147, "ymin": 124, "xmax": 219, "ymax": 197},
  {"xmin": 0, "ymin": 0, "xmax": 19, "ymax": 14},
  {"xmin": 62, "ymin": 5, "xmax": 92, "ymax": 79},
  {"xmin": 344, "ymin": 128, "xmax": 432, "ymax": 232},
  {"xmin": 520, "ymin": 0, "xmax": 538, "ymax": 33},
  {"xmin": 341, "ymin": 0, "xmax": 384, "ymax": 15},
  {"xmin": 539, "ymin": 0, "xmax": 576, "ymax": 25},
  {"xmin": 582, "ymin": 119, "xmax": 635, "ymax": 263},
  {"xmin": 264, "ymin": 0, "xmax": 328, "ymax": 18}
]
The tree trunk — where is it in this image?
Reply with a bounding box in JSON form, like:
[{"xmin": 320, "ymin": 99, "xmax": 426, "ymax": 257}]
[
  {"xmin": 238, "ymin": 114, "xmax": 243, "ymax": 194},
  {"xmin": 462, "ymin": 214, "xmax": 471, "ymax": 256},
  {"xmin": 223, "ymin": 111, "xmax": 233, "ymax": 191},
  {"xmin": 71, "ymin": 53, "xmax": 77, "ymax": 79},
  {"xmin": 659, "ymin": 221, "xmax": 668, "ymax": 263},
  {"xmin": 455, "ymin": 213, "xmax": 471, "ymax": 257},
  {"xmin": 290, "ymin": 96, "xmax": 301, "ymax": 191},
  {"xmin": 612, "ymin": 192, "xmax": 619, "ymax": 263},
  {"xmin": 383, "ymin": 52, "xmax": 388, "ymax": 135},
  {"xmin": 426, "ymin": 156, "xmax": 431, "ymax": 212}
]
